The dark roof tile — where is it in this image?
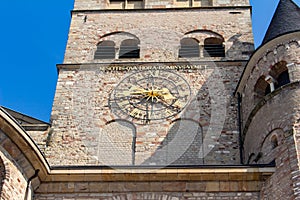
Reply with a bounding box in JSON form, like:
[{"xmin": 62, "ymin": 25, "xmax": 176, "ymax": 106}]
[{"xmin": 262, "ymin": 0, "xmax": 300, "ymax": 44}]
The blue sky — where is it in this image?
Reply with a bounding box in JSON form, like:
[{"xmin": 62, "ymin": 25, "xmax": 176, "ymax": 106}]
[{"xmin": 0, "ymin": 0, "xmax": 299, "ymax": 122}]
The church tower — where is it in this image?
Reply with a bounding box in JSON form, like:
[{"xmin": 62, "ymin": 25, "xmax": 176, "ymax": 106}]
[
  {"xmin": 48, "ymin": 0, "xmax": 254, "ymax": 167},
  {"xmin": 6, "ymin": 0, "xmax": 300, "ymax": 199}
]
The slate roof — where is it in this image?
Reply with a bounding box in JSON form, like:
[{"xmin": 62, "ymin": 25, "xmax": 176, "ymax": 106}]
[{"xmin": 262, "ymin": 0, "xmax": 300, "ymax": 44}]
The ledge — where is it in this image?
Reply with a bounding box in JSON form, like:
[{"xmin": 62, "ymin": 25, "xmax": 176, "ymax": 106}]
[
  {"xmin": 56, "ymin": 61, "xmax": 247, "ymax": 71},
  {"xmin": 71, "ymin": 6, "xmax": 251, "ymax": 15},
  {"xmin": 43, "ymin": 166, "xmax": 275, "ymax": 182},
  {"xmin": 35, "ymin": 166, "xmax": 274, "ymax": 194}
]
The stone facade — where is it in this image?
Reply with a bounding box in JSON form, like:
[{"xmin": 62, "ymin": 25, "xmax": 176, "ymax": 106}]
[
  {"xmin": 1, "ymin": 0, "xmax": 300, "ymax": 199},
  {"xmin": 0, "ymin": 151, "xmax": 28, "ymax": 200},
  {"xmin": 63, "ymin": 8, "xmax": 253, "ymax": 64},
  {"xmin": 236, "ymin": 33, "xmax": 300, "ymax": 199},
  {"xmin": 47, "ymin": 1, "xmax": 254, "ymax": 166},
  {"xmin": 47, "ymin": 62, "xmax": 244, "ymax": 166}
]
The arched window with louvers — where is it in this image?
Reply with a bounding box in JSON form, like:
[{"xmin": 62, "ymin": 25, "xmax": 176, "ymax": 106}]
[
  {"xmin": 119, "ymin": 39, "xmax": 140, "ymax": 59},
  {"xmin": 178, "ymin": 38, "xmax": 200, "ymax": 58},
  {"xmin": 94, "ymin": 40, "xmax": 116, "ymax": 59},
  {"xmin": 203, "ymin": 37, "xmax": 225, "ymax": 57}
]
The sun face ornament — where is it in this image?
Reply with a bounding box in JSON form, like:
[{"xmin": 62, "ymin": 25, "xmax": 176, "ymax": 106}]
[{"xmin": 109, "ymin": 69, "xmax": 191, "ymax": 124}]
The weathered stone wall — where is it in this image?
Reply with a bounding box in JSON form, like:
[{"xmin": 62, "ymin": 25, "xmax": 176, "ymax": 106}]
[
  {"xmin": 243, "ymin": 85, "xmax": 300, "ymax": 163},
  {"xmin": 240, "ymin": 37, "xmax": 300, "ymax": 132},
  {"xmin": 48, "ymin": 62, "xmax": 244, "ymax": 166},
  {"xmin": 48, "ymin": 2, "xmax": 254, "ymax": 166},
  {"xmin": 73, "ymin": 0, "xmax": 250, "ymax": 10},
  {"xmin": 260, "ymin": 131, "xmax": 298, "ymax": 200},
  {"xmin": 35, "ymin": 192, "xmax": 259, "ymax": 200},
  {"xmin": 64, "ymin": 8, "xmax": 253, "ymax": 64},
  {"xmin": 0, "ymin": 149, "xmax": 28, "ymax": 200},
  {"xmin": 27, "ymin": 129, "xmax": 51, "ymax": 152},
  {"xmin": 239, "ymin": 34, "xmax": 300, "ymax": 199}
]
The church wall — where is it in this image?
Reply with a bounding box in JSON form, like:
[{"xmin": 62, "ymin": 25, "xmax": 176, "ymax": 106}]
[
  {"xmin": 240, "ymin": 34, "xmax": 300, "ymax": 199},
  {"xmin": 0, "ymin": 150, "xmax": 28, "ymax": 200},
  {"xmin": 47, "ymin": 3, "xmax": 254, "ymax": 167},
  {"xmin": 260, "ymin": 132, "xmax": 298, "ymax": 200},
  {"xmin": 47, "ymin": 62, "xmax": 244, "ymax": 166},
  {"xmin": 63, "ymin": 8, "xmax": 253, "ymax": 64}
]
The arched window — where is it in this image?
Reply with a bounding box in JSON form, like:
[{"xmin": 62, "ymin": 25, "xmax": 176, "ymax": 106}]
[
  {"xmin": 254, "ymin": 76, "xmax": 271, "ymax": 97},
  {"xmin": 203, "ymin": 37, "xmax": 225, "ymax": 57},
  {"xmin": 259, "ymin": 129, "xmax": 283, "ymax": 165},
  {"xmin": 98, "ymin": 120, "xmax": 136, "ymax": 165},
  {"xmin": 94, "ymin": 40, "xmax": 116, "ymax": 59},
  {"xmin": 119, "ymin": 39, "xmax": 140, "ymax": 58},
  {"xmin": 271, "ymin": 135, "xmax": 279, "ymax": 149},
  {"xmin": 269, "ymin": 61, "xmax": 290, "ymax": 89},
  {"xmin": 276, "ymin": 70, "xmax": 290, "ymax": 88},
  {"xmin": 178, "ymin": 38, "xmax": 199, "ymax": 58}
]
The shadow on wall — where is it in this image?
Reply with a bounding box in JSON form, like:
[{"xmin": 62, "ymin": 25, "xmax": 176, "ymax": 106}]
[
  {"xmin": 142, "ymin": 80, "xmax": 214, "ymax": 166},
  {"xmin": 226, "ymin": 34, "xmax": 254, "ymax": 60}
]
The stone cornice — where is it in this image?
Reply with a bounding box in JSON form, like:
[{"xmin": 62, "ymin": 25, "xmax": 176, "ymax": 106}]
[{"xmin": 71, "ymin": 6, "xmax": 252, "ymax": 15}]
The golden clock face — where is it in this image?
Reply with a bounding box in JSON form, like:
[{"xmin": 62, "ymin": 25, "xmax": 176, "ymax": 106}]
[{"xmin": 109, "ymin": 70, "xmax": 191, "ymax": 124}]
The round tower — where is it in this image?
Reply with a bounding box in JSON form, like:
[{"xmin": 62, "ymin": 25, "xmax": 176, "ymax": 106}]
[{"xmin": 236, "ymin": 0, "xmax": 300, "ymax": 198}]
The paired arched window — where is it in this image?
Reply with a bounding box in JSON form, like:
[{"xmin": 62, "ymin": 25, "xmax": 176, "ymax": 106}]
[
  {"xmin": 178, "ymin": 38, "xmax": 200, "ymax": 58},
  {"xmin": 94, "ymin": 34, "xmax": 140, "ymax": 59},
  {"xmin": 254, "ymin": 61, "xmax": 291, "ymax": 98},
  {"xmin": 94, "ymin": 40, "xmax": 116, "ymax": 59},
  {"xmin": 119, "ymin": 39, "xmax": 140, "ymax": 58},
  {"xmin": 204, "ymin": 37, "xmax": 225, "ymax": 57},
  {"xmin": 178, "ymin": 36, "xmax": 225, "ymax": 58}
]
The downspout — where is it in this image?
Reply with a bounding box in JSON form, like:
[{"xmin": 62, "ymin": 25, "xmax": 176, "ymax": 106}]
[
  {"xmin": 237, "ymin": 93, "xmax": 244, "ymax": 164},
  {"xmin": 24, "ymin": 169, "xmax": 39, "ymax": 200}
]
